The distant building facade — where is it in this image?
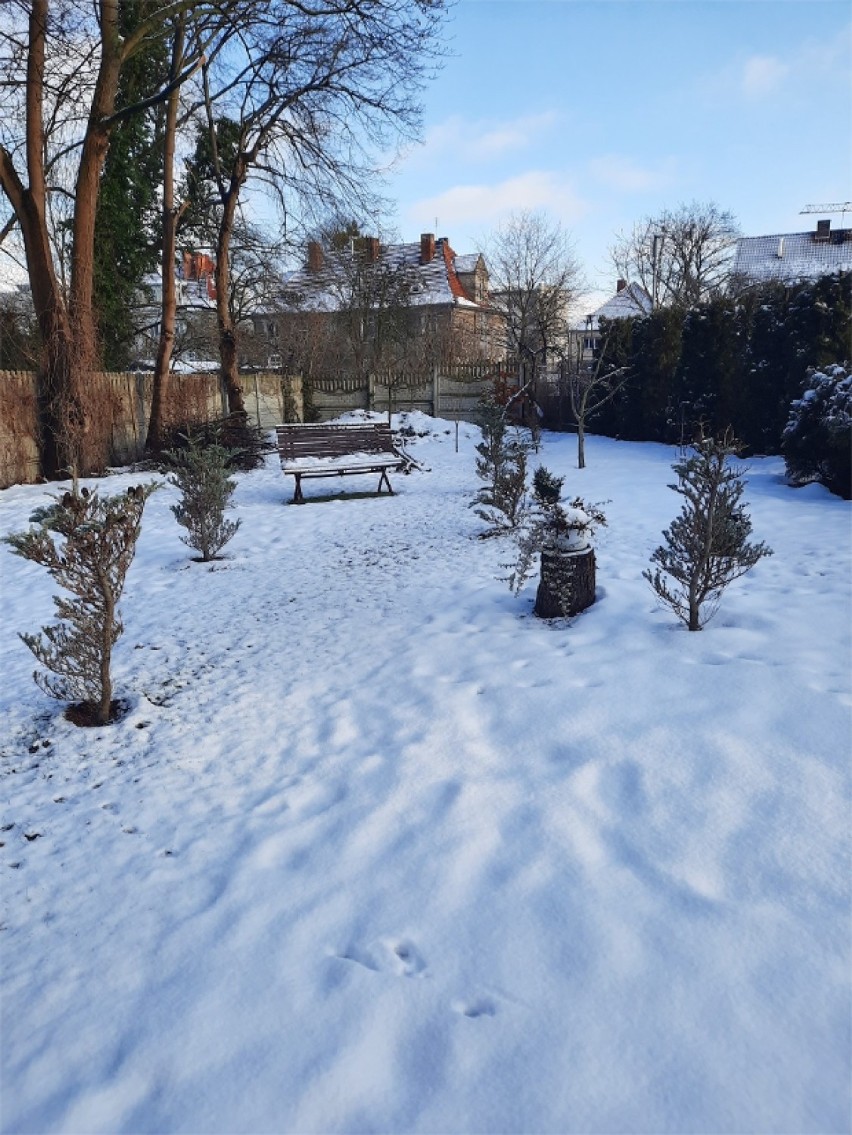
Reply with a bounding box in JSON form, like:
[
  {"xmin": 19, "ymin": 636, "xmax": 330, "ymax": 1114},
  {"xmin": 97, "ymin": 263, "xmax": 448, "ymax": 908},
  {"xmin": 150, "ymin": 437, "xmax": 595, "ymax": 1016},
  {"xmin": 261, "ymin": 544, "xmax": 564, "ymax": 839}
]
[{"xmin": 266, "ymin": 233, "xmax": 506, "ymax": 379}]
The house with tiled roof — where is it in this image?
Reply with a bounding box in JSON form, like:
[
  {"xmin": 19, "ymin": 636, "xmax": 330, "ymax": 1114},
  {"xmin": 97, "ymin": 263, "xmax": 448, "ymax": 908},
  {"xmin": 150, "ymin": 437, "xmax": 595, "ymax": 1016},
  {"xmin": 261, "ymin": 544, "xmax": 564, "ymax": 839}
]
[
  {"xmin": 569, "ymin": 279, "xmax": 652, "ymax": 364},
  {"xmin": 732, "ymin": 218, "xmax": 852, "ymax": 285},
  {"xmin": 264, "ymin": 234, "xmax": 505, "ymax": 377}
]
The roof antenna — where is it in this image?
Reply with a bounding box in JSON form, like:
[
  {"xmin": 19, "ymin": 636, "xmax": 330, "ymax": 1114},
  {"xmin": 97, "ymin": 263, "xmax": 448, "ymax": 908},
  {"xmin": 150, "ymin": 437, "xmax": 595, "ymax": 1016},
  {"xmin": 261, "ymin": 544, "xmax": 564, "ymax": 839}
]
[{"xmin": 800, "ymin": 201, "xmax": 852, "ymax": 229}]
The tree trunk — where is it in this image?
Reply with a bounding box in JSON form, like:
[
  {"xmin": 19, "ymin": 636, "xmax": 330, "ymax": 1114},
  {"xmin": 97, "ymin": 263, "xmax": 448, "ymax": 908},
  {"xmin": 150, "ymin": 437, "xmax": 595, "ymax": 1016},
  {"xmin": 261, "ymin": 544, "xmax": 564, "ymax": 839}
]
[
  {"xmin": 577, "ymin": 418, "xmax": 586, "ymax": 469},
  {"xmin": 534, "ymin": 546, "xmax": 596, "ymax": 618},
  {"xmin": 0, "ymin": 0, "xmax": 123, "ymax": 478},
  {"xmin": 98, "ymin": 587, "xmax": 115, "ymax": 725},
  {"xmin": 215, "ymin": 176, "xmax": 246, "ymax": 417},
  {"xmin": 147, "ymin": 18, "xmax": 186, "ymax": 452}
]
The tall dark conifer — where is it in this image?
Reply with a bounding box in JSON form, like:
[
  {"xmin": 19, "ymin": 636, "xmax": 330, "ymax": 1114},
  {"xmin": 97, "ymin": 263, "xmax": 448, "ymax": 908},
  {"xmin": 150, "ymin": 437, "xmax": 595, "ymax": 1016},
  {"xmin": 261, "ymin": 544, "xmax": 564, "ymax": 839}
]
[{"xmin": 93, "ymin": 0, "xmax": 167, "ymax": 371}]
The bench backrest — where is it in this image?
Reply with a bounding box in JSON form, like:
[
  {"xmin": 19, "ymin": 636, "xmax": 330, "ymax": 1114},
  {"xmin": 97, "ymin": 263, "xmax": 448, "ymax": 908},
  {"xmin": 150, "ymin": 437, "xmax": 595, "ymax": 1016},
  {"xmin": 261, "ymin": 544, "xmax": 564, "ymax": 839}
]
[{"xmin": 276, "ymin": 422, "xmax": 397, "ymax": 463}]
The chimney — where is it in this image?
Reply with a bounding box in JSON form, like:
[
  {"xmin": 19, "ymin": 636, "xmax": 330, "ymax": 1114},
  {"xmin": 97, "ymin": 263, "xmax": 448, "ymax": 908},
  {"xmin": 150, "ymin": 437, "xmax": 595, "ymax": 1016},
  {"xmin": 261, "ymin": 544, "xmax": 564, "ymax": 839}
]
[
  {"xmin": 616, "ymin": 278, "xmax": 627, "ymax": 292},
  {"xmin": 815, "ymin": 219, "xmax": 831, "ymax": 242},
  {"xmin": 420, "ymin": 232, "xmax": 435, "ymax": 265},
  {"xmin": 365, "ymin": 236, "xmax": 380, "ymax": 263},
  {"xmin": 307, "ymin": 240, "xmax": 324, "ymax": 271}
]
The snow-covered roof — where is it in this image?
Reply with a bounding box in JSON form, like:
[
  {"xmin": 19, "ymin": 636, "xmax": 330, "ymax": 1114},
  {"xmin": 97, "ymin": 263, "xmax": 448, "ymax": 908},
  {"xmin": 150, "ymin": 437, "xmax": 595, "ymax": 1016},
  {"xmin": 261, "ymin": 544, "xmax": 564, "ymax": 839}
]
[
  {"xmin": 139, "ymin": 271, "xmax": 217, "ymax": 310},
  {"xmin": 575, "ymin": 282, "xmax": 652, "ymax": 331},
  {"xmin": 733, "ymin": 228, "xmax": 852, "ymax": 284},
  {"xmin": 280, "ymin": 238, "xmax": 485, "ymax": 314},
  {"xmin": 453, "ymin": 252, "xmax": 482, "ymax": 275}
]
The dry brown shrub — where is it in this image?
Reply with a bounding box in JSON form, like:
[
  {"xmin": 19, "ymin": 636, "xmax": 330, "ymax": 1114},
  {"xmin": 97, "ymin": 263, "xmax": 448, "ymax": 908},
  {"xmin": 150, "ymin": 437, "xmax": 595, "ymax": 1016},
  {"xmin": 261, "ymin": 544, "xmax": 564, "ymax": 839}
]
[
  {"xmin": 0, "ymin": 370, "xmax": 39, "ymax": 487},
  {"xmin": 82, "ymin": 370, "xmax": 124, "ymax": 473},
  {"xmin": 164, "ymin": 373, "xmax": 218, "ymax": 431}
]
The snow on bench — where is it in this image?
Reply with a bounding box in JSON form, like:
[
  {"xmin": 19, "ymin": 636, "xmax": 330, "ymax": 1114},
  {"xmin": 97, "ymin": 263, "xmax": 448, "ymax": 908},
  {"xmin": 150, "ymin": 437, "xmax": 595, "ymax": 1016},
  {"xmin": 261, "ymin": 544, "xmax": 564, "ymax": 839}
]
[{"xmin": 275, "ymin": 422, "xmax": 409, "ymax": 502}]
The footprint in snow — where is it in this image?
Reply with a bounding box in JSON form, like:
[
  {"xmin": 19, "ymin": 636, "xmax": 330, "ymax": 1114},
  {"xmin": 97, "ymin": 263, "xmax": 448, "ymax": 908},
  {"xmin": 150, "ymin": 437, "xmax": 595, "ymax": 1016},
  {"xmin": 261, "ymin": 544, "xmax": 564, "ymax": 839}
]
[
  {"xmin": 390, "ymin": 939, "xmax": 426, "ymax": 977},
  {"xmin": 336, "ymin": 938, "xmax": 427, "ymax": 978},
  {"xmin": 452, "ymin": 996, "xmax": 497, "ymax": 1019}
]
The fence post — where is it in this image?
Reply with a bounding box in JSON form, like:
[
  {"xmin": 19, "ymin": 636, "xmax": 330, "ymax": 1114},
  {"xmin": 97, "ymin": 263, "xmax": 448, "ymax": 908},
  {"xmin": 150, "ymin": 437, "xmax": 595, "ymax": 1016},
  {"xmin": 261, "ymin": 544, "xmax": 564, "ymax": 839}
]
[
  {"xmin": 432, "ymin": 364, "xmax": 439, "ymax": 418},
  {"xmin": 134, "ymin": 372, "xmax": 147, "ymax": 453}
]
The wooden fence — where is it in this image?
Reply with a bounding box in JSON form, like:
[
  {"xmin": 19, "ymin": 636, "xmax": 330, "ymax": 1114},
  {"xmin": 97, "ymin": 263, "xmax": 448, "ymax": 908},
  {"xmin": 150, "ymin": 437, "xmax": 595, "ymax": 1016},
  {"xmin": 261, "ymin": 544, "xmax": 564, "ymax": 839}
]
[
  {"xmin": 0, "ymin": 363, "xmax": 512, "ymax": 487},
  {"xmin": 0, "ymin": 370, "xmax": 294, "ymax": 488},
  {"xmin": 307, "ymin": 361, "xmax": 518, "ymax": 422}
]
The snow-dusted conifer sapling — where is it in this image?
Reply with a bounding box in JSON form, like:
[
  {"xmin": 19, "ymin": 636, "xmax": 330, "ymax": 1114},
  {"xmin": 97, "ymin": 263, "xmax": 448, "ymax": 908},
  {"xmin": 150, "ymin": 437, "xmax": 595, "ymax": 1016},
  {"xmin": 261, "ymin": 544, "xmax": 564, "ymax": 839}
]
[
  {"xmin": 471, "ymin": 397, "xmax": 529, "ymax": 536},
  {"xmin": 644, "ymin": 431, "xmax": 772, "ymax": 630},
  {"xmin": 168, "ymin": 436, "xmax": 241, "ymax": 561},
  {"xmin": 4, "ymin": 484, "xmax": 158, "ymax": 724}
]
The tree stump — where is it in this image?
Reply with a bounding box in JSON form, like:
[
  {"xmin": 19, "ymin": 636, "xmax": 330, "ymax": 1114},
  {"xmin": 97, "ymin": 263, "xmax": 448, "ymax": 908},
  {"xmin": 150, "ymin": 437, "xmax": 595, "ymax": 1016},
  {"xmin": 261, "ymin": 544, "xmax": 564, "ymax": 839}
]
[{"xmin": 534, "ymin": 546, "xmax": 596, "ymax": 618}]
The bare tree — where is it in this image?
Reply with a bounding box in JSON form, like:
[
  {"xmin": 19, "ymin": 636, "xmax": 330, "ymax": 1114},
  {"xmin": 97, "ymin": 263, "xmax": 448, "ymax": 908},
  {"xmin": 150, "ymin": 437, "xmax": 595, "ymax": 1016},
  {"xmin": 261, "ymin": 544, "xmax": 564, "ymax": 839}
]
[
  {"xmin": 0, "ymin": 0, "xmax": 223, "ymax": 478},
  {"xmin": 147, "ymin": 11, "xmax": 189, "ymax": 451},
  {"xmin": 610, "ymin": 201, "xmax": 740, "ymax": 309},
  {"xmin": 564, "ymin": 342, "xmax": 630, "ymax": 469},
  {"xmin": 181, "ymin": 0, "xmax": 448, "ymax": 420},
  {"xmin": 146, "ymin": 7, "xmax": 255, "ymax": 451},
  {"xmin": 483, "ymin": 210, "xmax": 584, "ymax": 425}
]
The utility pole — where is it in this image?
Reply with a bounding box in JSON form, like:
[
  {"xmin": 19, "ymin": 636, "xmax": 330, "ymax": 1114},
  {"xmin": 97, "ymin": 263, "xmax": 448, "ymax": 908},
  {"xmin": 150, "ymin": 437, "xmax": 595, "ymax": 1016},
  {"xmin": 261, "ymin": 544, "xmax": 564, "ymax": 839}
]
[{"xmin": 651, "ymin": 233, "xmax": 662, "ymax": 309}]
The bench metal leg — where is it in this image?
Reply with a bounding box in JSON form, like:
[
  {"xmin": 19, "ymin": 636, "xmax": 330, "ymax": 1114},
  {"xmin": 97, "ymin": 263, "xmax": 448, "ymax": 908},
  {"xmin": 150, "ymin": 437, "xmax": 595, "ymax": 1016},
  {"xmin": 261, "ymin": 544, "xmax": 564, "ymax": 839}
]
[
  {"xmin": 377, "ymin": 469, "xmax": 394, "ymax": 495},
  {"xmin": 292, "ymin": 473, "xmax": 304, "ymax": 503}
]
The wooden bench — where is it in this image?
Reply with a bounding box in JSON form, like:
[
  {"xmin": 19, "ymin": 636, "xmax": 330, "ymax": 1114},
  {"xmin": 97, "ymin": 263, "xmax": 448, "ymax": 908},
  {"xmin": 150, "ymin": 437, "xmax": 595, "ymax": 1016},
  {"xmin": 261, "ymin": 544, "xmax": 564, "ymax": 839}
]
[{"xmin": 275, "ymin": 422, "xmax": 409, "ymax": 502}]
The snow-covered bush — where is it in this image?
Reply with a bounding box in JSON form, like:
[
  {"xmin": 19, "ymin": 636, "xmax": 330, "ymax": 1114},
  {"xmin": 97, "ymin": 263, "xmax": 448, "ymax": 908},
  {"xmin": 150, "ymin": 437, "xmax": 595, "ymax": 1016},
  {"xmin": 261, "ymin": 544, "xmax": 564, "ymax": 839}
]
[
  {"xmin": 782, "ymin": 364, "xmax": 851, "ymax": 499},
  {"xmin": 4, "ymin": 484, "xmax": 158, "ymax": 724}
]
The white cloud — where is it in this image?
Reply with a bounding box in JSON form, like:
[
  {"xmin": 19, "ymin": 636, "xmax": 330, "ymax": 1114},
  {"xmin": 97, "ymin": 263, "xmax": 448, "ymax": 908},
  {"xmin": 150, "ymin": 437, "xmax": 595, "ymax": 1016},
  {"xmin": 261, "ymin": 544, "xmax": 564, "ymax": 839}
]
[
  {"xmin": 740, "ymin": 54, "xmax": 790, "ymax": 98},
  {"xmin": 415, "ymin": 111, "xmax": 560, "ymax": 164},
  {"xmin": 708, "ymin": 23, "xmax": 851, "ymax": 105},
  {"xmin": 405, "ymin": 171, "xmax": 589, "ymax": 233},
  {"xmin": 587, "ymin": 155, "xmax": 677, "ymax": 194}
]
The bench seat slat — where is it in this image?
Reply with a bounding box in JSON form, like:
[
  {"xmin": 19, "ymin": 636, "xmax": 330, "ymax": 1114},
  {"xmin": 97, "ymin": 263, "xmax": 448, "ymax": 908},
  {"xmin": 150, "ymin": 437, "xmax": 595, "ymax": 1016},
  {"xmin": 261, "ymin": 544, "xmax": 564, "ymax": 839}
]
[{"xmin": 275, "ymin": 422, "xmax": 405, "ymax": 501}]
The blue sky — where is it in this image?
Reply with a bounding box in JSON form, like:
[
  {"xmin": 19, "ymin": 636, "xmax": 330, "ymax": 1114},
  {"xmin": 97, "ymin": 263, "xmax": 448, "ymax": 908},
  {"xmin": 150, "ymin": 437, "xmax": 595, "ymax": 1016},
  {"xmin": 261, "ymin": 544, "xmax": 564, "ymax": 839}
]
[{"xmin": 382, "ymin": 0, "xmax": 852, "ymax": 304}]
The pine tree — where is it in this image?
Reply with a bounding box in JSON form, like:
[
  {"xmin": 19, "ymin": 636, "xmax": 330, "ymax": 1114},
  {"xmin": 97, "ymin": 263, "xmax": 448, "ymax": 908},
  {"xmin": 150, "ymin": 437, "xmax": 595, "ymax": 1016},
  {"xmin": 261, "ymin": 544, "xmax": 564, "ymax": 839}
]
[
  {"xmin": 738, "ymin": 282, "xmax": 789, "ymax": 454},
  {"xmin": 471, "ymin": 399, "xmax": 529, "ymax": 536},
  {"xmin": 644, "ymin": 432, "xmax": 772, "ymax": 630},
  {"xmin": 4, "ymin": 485, "xmax": 158, "ymax": 724},
  {"xmin": 167, "ymin": 437, "xmax": 241, "ymax": 561},
  {"xmin": 92, "ymin": 0, "xmax": 167, "ymax": 370}
]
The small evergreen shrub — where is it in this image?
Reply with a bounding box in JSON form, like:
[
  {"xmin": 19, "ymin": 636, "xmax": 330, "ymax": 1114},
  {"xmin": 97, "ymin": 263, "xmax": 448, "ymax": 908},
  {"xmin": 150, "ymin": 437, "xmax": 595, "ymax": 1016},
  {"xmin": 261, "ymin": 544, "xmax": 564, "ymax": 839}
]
[
  {"xmin": 782, "ymin": 364, "xmax": 851, "ymax": 499},
  {"xmin": 4, "ymin": 484, "xmax": 158, "ymax": 724},
  {"xmin": 644, "ymin": 432, "xmax": 772, "ymax": 631},
  {"xmin": 167, "ymin": 436, "xmax": 241, "ymax": 561},
  {"xmin": 532, "ymin": 465, "xmax": 564, "ymax": 505},
  {"xmin": 471, "ymin": 398, "xmax": 530, "ymax": 536},
  {"xmin": 158, "ymin": 415, "xmax": 272, "ymax": 471}
]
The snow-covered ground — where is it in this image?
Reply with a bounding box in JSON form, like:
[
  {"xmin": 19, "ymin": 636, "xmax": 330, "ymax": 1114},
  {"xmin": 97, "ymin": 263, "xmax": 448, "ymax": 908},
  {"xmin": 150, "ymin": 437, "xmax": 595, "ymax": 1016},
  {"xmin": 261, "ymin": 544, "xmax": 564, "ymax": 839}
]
[{"xmin": 1, "ymin": 415, "xmax": 849, "ymax": 1135}]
